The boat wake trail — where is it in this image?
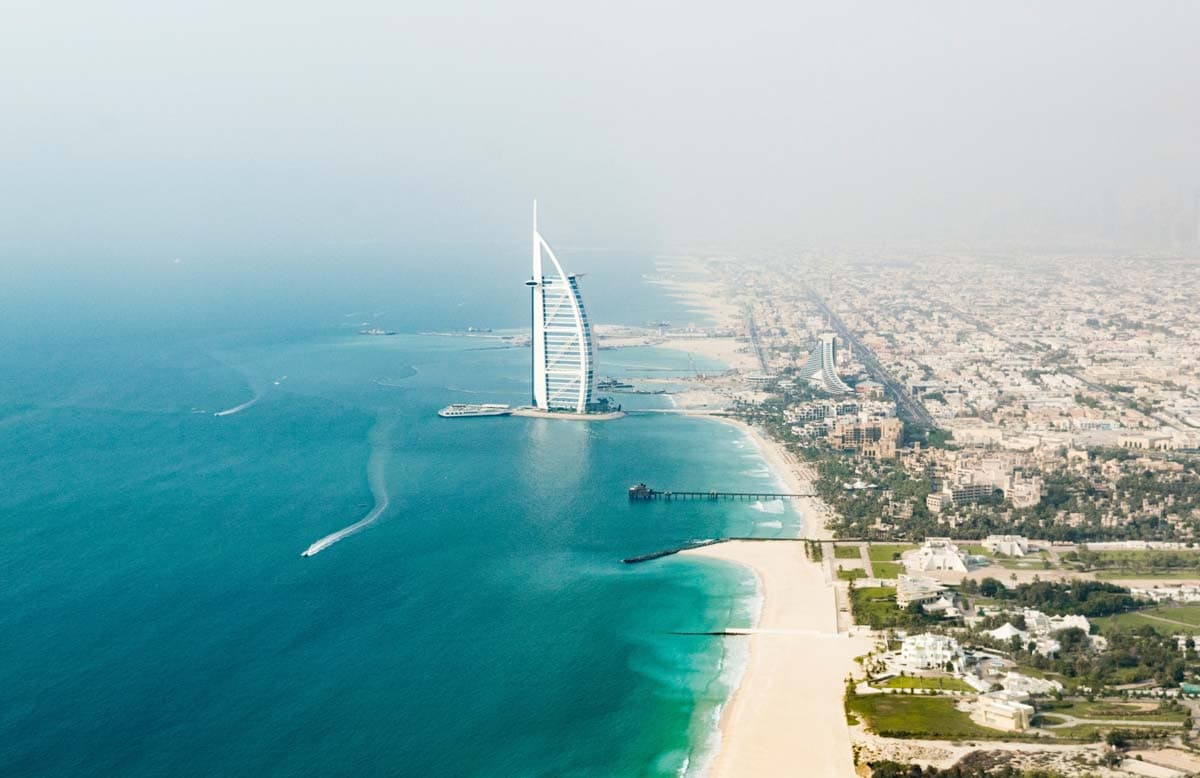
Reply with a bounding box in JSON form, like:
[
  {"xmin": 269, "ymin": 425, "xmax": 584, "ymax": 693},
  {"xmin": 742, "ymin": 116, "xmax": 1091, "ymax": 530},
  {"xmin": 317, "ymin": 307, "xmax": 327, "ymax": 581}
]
[
  {"xmin": 301, "ymin": 421, "xmax": 392, "ymax": 557},
  {"xmin": 214, "ymin": 376, "xmax": 286, "ymax": 417},
  {"xmin": 213, "ymin": 394, "xmax": 261, "ymax": 417}
]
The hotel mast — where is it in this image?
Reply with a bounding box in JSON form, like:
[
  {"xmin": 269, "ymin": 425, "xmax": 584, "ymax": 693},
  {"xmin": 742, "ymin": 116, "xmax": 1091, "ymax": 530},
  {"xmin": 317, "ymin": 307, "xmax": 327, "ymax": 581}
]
[{"xmin": 526, "ymin": 202, "xmax": 597, "ymax": 412}]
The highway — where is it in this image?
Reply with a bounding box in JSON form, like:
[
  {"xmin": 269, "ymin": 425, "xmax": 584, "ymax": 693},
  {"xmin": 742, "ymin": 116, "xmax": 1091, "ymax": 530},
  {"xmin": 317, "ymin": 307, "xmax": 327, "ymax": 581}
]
[{"xmin": 805, "ymin": 288, "xmax": 935, "ymax": 428}]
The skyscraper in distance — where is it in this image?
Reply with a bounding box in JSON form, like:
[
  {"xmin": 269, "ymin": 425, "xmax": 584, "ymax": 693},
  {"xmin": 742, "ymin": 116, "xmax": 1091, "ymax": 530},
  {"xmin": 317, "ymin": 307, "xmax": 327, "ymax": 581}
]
[{"xmin": 526, "ymin": 202, "xmax": 597, "ymax": 412}]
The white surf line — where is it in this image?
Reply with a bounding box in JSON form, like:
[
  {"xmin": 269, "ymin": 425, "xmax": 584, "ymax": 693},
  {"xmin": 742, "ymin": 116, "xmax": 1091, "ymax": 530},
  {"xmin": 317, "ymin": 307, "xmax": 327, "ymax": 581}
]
[
  {"xmin": 301, "ymin": 421, "xmax": 392, "ymax": 557},
  {"xmin": 213, "ymin": 393, "xmax": 261, "ymax": 417}
]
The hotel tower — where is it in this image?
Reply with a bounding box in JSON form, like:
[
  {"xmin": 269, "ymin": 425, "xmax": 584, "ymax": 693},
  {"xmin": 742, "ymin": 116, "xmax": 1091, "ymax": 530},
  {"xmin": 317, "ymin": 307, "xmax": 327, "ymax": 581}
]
[
  {"xmin": 798, "ymin": 332, "xmax": 853, "ymax": 394},
  {"xmin": 525, "ymin": 203, "xmax": 597, "ymax": 412}
]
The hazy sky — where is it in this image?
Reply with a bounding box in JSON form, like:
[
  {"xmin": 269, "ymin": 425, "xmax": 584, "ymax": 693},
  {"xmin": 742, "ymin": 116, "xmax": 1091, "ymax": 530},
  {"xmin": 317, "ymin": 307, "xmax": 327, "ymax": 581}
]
[{"xmin": 2, "ymin": 1, "xmax": 1198, "ymax": 252}]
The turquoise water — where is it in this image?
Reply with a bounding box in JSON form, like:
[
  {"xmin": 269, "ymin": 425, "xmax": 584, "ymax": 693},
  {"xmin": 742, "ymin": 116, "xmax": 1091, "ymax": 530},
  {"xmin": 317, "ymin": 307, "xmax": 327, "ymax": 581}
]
[{"xmin": 0, "ymin": 254, "xmax": 799, "ymax": 776}]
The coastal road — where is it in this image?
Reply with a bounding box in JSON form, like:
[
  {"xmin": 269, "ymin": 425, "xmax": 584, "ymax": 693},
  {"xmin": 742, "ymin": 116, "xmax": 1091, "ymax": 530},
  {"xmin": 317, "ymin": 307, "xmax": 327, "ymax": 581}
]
[{"xmin": 747, "ymin": 313, "xmax": 769, "ymax": 372}]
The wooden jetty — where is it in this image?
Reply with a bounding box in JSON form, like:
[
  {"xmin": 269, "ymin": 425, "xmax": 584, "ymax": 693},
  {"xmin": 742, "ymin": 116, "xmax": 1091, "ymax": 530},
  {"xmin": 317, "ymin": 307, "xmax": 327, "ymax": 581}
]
[{"xmin": 627, "ymin": 483, "xmax": 814, "ymax": 501}]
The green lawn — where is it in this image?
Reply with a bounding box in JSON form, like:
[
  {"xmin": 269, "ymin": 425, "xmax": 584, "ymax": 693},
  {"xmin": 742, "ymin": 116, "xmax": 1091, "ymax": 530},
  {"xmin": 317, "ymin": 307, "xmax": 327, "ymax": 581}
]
[
  {"xmin": 873, "ymin": 561, "xmax": 905, "ymax": 579},
  {"xmin": 1041, "ymin": 724, "xmax": 1102, "ymax": 741},
  {"xmin": 837, "ymin": 568, "xmax": 867, "ymax": 581},
  {"xmin": 1093, "ymin": 612, "xmax": 1172, "ymax": 635},
  {"xmin": 963, "ymin": 545, "xmax": 990, "ymax": 556},
  {"xmin": 1094, "ymin": 605, "xmax": 1200, "ymax": 635},
  {"xmin": 1075, "ymin": 550, "xmax": 1200, "ymax": 579},
  {"xmin": 1042, "ymin": 699, "xmax": 1187, "ymax": 722},
  {"xmin": 877, "ymin": 676, "xmax": 972, "ymax": 692},
  {"xmin": 846, "ymin": 694, "xmax": 1002, "ymax": 739},
  {"xmin": 868, "ymin": 543, "xmax": 915, "ymax": 563},
  {"xmin": 1150, "ymin": 605, "xmax": 1200, "ymax": 626},
  {"xmin": 852, "ymin": 586, "xmax": 902, "ymax": 628},
  {"xmin": 834, "ymin": 545, "xmax": 862, "ymax": 559}
]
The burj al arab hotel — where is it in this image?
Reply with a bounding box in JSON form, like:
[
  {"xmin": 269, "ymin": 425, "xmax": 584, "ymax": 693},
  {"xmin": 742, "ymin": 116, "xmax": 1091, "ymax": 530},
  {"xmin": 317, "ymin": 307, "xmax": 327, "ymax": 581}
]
[{"xmin": 525, "ymin": 203, "xmax": 598, "ymax": 413}]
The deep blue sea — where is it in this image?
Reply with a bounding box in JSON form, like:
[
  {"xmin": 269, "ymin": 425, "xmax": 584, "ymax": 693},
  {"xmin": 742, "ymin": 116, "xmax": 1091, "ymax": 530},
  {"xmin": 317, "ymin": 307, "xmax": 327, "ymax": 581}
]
[{"xmin": 0, "ymin": 243, "xmax": 800, "ymax": 776}]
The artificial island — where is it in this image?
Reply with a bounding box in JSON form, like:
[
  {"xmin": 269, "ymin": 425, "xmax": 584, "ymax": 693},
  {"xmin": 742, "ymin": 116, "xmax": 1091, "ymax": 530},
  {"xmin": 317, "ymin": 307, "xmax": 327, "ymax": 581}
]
[{"xmin": 439, "ymin": 203, "xmax": 622, "ymax": 421}]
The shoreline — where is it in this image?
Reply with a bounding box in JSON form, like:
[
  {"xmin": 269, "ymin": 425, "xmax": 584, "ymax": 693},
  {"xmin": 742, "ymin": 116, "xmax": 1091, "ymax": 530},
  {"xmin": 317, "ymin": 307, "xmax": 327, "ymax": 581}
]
[
  {"xmin": 681, "ymin": 538, "xmax": 870, "ymax": 777},
  {"xmin": 654, "ymin": 259, "xmax": 866, "ymax": 775},
  {"xmin": 690, "ymin": 413, "xmax": 833, "ymax": 541},
  {"xmin": 676, "ymin": 413, "xmax": 868, "ymax": 777}
]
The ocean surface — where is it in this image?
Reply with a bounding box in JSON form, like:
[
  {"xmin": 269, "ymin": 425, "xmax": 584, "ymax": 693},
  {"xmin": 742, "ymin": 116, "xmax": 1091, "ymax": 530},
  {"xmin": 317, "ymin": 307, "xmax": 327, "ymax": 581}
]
[{"xmin": 0, "ymin": 244, "xmax": 801, "ymax": 776}]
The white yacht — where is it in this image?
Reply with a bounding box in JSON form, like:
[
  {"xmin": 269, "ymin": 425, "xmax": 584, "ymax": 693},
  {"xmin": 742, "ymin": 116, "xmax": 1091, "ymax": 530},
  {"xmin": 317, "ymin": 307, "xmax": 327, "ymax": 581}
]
[{"xmin": 437, "ymin": 403, "xmax": 513, "ymax": 418}]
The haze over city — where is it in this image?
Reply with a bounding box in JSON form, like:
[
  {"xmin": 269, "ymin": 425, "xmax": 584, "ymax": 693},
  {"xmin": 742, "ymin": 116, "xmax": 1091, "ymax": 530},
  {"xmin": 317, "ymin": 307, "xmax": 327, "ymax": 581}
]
[{"xmin": 2, "ymin": 1, "xmax": 1198, "ymax": 254}]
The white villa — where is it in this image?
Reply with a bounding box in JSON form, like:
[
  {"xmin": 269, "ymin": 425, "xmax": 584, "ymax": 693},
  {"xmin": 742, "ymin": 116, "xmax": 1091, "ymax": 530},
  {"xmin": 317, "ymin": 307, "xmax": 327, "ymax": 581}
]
[
  {"xmin": 1001, "ymin": 671, "xmax": 1063, "ymax": 695},
  {"xmin": 906, "ymin": 537, "xmax": 968, "ymax": 573},
  {"xmin": 899, "ymin": 633, "xmax": 964, "ymax": 672},
  {"xmin": 984, "ymin": 623, "xmax": 1062, "ymax": 657},
  {"xmin": 985, "ymin": 609, "xmax": 1098, "ymax": 656},
  {"xmin": 983, "ymin": 534, "xmax": 1029, "ymax": 557},
  {"xmin": 1022, "ymin": 609, "xmax": 1091, "ymax": 635}
]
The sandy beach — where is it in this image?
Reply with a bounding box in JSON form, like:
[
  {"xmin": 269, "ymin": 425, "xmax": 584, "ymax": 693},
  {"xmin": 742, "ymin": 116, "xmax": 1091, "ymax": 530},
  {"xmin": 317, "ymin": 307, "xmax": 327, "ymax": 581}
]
[
  {"xmin": 677, "ymin": 415, "xmax": 869, "ymax": 777},
  {"xmin": 683, "ymin": 539, "xmax": 870, "ymax": 777}
]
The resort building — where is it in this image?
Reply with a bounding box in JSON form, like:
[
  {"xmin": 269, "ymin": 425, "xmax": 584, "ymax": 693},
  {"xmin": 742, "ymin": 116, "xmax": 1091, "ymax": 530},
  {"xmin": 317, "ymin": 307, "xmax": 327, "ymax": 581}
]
[
  {"xmin": 906, "ymin": 538, "xmax": 968, "ymax": 573},
  {"xmin": 925, "ymin": 492, "xmax": 953, "ymax": 514},
  {"xmin": 797, "ymin": 333, "xmax": 853, "ymax": 395},
  {"xmin": 527, "ymin": 204, "xmax": 597, "ymax": 413},
  {"xmin": 1022, "ymin": 609, "xmax": 1090, "ymax": 636},
  {"xmin": 745, "ymin": 372, "xmax": 779, "ymax": 390},
  {"xmin": 827, "ymin": 417, "xmax": 903, "ymax": 460},
  {"xmin": 1001, "ymin": 672, "xmax": 1063, "ymax": 696},
  {"xmin": 987, "ymin": 623, "xmax": 1027, "ymax": 644},
  {"xmin": 899, "ymin": 633, "xmax": 964, "ymax": 672},
  {"xmin": 894, "ymin": 574, "xmax": 948, "ymax": 608},
  {"xmin": 974, "ymin": 694, "xmax": 1035, "ymax": 731},
  {"xmin": 984, "ymin": 535, "xmax": 1029, "ymax": 557}
]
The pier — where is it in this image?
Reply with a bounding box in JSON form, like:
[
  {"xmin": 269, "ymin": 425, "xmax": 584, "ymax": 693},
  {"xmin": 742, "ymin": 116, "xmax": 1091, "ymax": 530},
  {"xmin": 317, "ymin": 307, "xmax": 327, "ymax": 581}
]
[{"xmin": 627, "ymin": 483, "xmax": 814, "ymax": 501}]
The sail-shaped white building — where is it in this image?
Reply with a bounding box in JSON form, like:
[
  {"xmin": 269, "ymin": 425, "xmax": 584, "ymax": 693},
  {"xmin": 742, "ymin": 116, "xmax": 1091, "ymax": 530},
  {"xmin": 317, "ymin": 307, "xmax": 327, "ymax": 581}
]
[{"xmin": 525, "ymin": 203, "xmax": 597, "ymax": 412}]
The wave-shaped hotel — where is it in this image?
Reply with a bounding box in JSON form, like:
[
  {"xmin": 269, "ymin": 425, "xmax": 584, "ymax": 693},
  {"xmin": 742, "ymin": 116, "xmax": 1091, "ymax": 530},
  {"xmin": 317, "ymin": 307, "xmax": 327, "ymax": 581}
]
[
  {"xmin": 798, "ymin": 332, "xmax": 853, "ymax": 394},
  {"xmin": 525, "ymin": 203, "xmax": 601, "ymax": 414}
]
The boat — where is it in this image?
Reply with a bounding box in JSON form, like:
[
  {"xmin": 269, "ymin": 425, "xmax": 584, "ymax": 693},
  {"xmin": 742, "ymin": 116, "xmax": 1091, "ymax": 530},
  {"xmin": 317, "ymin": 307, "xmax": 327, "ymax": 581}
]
[
  {"xmin": 437, "ymin": 403, "xmax": 513, "ymax": 418},
  {"xmin": 359, "ymin": 328, "xmax": 397, "ymax": 336}
]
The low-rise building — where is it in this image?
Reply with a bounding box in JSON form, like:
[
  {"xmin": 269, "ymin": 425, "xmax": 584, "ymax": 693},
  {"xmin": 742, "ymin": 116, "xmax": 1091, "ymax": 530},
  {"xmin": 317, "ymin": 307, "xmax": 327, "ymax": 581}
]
[
  {"xmin": 1132, "ymin": 585, "xmax": 1200, "ymax": 603},
  {"xmin": 899, "ymin": 633, "xmax": 964, "ymax": 672},
  {"xmin": 985, "ymin": 622, "xmax": 1064, "ymax": 657},
  {"xmin": 926, "ymin": 492, "xmax": 953, "ymax": 514},
  {"xmin": 983, "ymin": 535, "xmax": 1029, "ymax": 557},
  {"xmin": 895, "ymin": 574, "xmax": 948, "ymax": 608},
  {"xmin": 1022, "ymin": 609, "xmax": 1091, "ymax": 636},
  {"xmin": 828, "ymin": 416, "xmax": 903, "ymax": 460},
  {"xmin": 975, "ymin": 694, "xmax": 1035, "ymax": 731},
  {"xmin": 906, "ymin": 537, "xmax": 968, "ymax": 573},
  {"xmin": 1000, "ymin": 671, "xmax": 1062, "ymax": 696}
]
